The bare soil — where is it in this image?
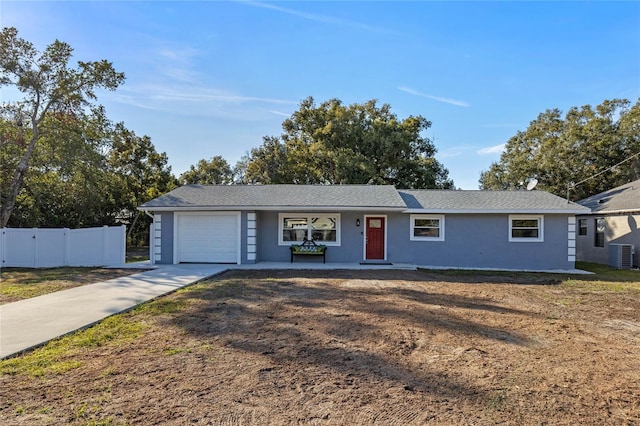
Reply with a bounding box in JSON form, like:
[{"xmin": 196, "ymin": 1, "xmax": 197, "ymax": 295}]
[{"xmin": 2, "ymin": 269, "xmax": 640, "ymax": 425}]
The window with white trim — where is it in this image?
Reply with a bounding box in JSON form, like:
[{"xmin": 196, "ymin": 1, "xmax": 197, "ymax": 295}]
[
  {"xmin": 410, "ymin": 214, "xmax": 445, "ymax": 241},
  {"xmin": 509, "ymin": 215, "xmax": 543, "ymax": 242},
  {"xmin": 279, "ymin": 213, "xmax": 340, "ymax": 246}
]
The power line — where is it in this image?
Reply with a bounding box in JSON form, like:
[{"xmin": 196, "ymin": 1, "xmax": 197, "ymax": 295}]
[{"xmin": 566, "ymin": 151, "xmax": 640, "ymax": 201}]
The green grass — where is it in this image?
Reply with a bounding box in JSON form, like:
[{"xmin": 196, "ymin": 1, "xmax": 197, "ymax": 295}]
[
  {"xmin": 126, "ymin": 246, "xmax": 149, "ymax": 263},
  {"xmin": 126, "ymin": 256, "xmax": 149, "ymax": 263},
  {"xmin": 0, "ymin": 267, "xmax": 98, "ymax": 301},
  {"xmin": 575, "ymin": 261, "xmax": 640, "ymax": 281},
  {"xmin": 564, "ymin": 262, "xmax": 640, "ymax": 292},
  {"xmin": 0, "ymin": 313, "xmax": 148, "ymax": 377},
  {"xmin": 135, "ymin": 299, "xmax": 187, "ymax": 315}
]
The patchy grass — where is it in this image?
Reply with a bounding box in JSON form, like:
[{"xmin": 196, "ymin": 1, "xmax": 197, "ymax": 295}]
[
  {"xmin": 575, "ymin": 261, "xmax": 640, "ymax": 282},
  {"xmin": 562, "ymin": 262, "xmax": 640, "ymax": 293},
  {"xmin": 0, "ymin": 313, "xmax": 148, "ymax": 377},
  {"xmin": 0, "ymin": 267, "xmax": 147, "ymax": 304},
  {"xmin": 126, "ymin": 246, "xmax": 149, "ymax": 263},
  {"xmin": 1, "ymin": 268, "xmax": 639, "ymax": 424}
]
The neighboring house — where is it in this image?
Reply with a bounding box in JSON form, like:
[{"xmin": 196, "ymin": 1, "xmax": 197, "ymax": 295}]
[
  {"xmin": 138, "ymin": 185, "xmax": 589, "ymax": 271},
  {"xmin": 576, "ymin": 179, "xmax": 640, "ymax": 268}
]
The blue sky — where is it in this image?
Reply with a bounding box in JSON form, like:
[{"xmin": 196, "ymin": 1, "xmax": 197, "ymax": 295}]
[{"xmin": 3, "ymin": 1, "xmax": 639, "ymax": 189}]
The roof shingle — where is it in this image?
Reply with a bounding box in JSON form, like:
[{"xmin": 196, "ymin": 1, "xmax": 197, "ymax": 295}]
[
  {"xmin": 140, "ymin": 184, "xmax": 589, "ymax": 214},
  {"xmin": 577, "ymin": 179, "xmax": 640, "ymax": 213},
  {"xmin": 140, "ymin": 184, "xmax": 406, "ymax": 209},
  {"xmin": 399, "ymin": 190, "xmax": 589, "ymax": 213}
]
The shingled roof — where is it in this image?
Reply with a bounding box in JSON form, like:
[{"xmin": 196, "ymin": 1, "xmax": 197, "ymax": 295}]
[
  {"xmin": 140, "ymin": 184, "xmax": 590, "ymax": 214},
  {"xmin": 577, "ymin": 179, "xmax": 640, "ymax": 214},
  {"xmin": 399, "ymin": 190, "xmax": 589, "ymax": 213},
  {"xmin": 139, "ymin": 184, "xmax": 407, "ymax": 210}
]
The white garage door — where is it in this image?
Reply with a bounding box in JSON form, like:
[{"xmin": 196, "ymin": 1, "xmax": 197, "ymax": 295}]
[{"xmin": 176, "ymin": 213, "xmax": 239, "ymax": 263}]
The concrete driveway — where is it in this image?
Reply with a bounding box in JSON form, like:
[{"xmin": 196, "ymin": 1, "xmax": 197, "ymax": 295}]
[{"xmin": 0, "ymin": 264, "xmax": 227, "ymax": 359}]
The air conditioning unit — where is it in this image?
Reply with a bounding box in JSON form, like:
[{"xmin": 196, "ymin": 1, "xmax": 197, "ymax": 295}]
[{"xmin": 609, "ymin": 244, "xmax": 634, "ymax": 269}]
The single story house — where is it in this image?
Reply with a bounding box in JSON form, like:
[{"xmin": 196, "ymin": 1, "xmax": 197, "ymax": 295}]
[
  {"xmin": 576, "ymin": 179, "xmax": 640, "ymax": 268},
  {"xmin": 138, "ymin": 185, "xmax": 589, "ymax": 271}
]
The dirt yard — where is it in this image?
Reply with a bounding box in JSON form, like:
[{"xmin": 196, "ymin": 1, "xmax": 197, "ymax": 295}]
[{"xmin": 1, "ymin": 269, "xmax": 639, "ymax": 425}]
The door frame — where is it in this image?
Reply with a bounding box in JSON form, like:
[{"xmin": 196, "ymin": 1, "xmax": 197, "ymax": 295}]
[{"xmin": 363, "ymin": 214, "xmax": 387, "ymax": 261}]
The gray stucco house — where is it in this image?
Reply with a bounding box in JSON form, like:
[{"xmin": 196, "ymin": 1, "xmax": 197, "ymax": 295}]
[
  {"xmin": 138, "ymin": 185, "xmax": 589, "ymax": 271},
  {"xmin": 576, "ymin": 179, "xmax": 640, "ymax": 268}
]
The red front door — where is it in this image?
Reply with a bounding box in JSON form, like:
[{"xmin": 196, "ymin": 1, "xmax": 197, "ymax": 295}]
[{"xmin": 365, "ymin": 217, "xmax": 385, "ymax": 260}]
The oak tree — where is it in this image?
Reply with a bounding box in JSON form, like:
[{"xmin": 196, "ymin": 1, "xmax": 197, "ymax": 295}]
[
  {"xmin": 179, "ymin": 155, "xmax": 233, "ymax": 185},
  {"xmin": 479, "ymin": 98, "xmax": 640, "ymax": 200},
  {"xmin": 0, "ymin": 27, "xmax": 124, "ymax": 226},
  {"xmin": 244, "ymin": 97, "xmax": 454, "ymax": 189}
]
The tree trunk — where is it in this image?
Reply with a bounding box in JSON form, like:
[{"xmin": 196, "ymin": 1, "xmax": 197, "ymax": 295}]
[{"xmin": 0, "ymin": 130, "xmax": 39, "ymax": 228}]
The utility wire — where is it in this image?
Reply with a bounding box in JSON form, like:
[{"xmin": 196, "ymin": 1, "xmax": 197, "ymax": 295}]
[{"xmin": 567, "ymin": 151, "xmax": 640, "ymax": 201}]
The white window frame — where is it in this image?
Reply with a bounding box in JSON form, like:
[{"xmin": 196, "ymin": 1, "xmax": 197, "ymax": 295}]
[
  {"xmin": 509, "ymin": 215, "xmax": 544, "ymax": 242},
  {"xmin": 410, "ymin": 214, "xmax": 445, "ymax": 241},
  {"xmin": 278, "ymin": 213, "xmax": 341, "ymax": 246}
]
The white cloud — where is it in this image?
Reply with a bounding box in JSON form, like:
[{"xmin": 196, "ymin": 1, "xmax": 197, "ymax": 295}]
[
  {"xmin": 112, "ymin": 83, "xmax": 297, "ymax": 122},
  {"xmin": 242, "ymin": 1, "xmax": 399, "ymax": 34},
  {"xmin": 398, "ymin": 86, "xmax": 470, "ymax": 107},
  {"xmin": 152, "ymin": 46, "xmax": 202, "ymax": 83},
  {"xmin": 477, "ymin": 143, "xmax": 505, "ymax": 155},
  {"xmin": 268, "ymin": 110, "xmax": 292, "ymax": 117}
]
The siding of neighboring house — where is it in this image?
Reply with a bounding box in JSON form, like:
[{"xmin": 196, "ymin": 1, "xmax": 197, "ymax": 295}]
[
  {"xmin": 576, "ymin": 213, "xmax": 640, "ymax": 267},
  {"xmin": 576, "ymin": 179, "xmax": 640, "ymax": 268}
]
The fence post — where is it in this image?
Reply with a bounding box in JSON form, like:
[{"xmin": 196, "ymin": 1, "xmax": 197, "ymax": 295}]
[
  {"xmin": 121, "ymin": 224, "xmax": 126, "ymax": 265},
  {"xmin": 0, "ymin": 228, "xmax": 5, "ymax": 268},
  {"xmin": 63, "ymin": 228, "xmax": 70, "ymax": 266},
  {"xmin": 31, "ymin": 227, "xmax": 38, "ymax": 268},
  {"xmin": 101, "ymin": 225, "xmax": 108, "ymax": 266}
]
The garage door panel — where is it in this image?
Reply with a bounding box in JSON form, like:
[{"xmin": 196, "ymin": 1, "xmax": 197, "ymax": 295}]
[{"xmin": 177, "ymin": 214, "xmax": 239, "ymax": 263}]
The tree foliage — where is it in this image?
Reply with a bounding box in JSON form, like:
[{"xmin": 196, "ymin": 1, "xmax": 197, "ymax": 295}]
[
  {"xmin": 0, "ymin": 26, "xmax": 125, "ymax": 226},
  {"xmin": 0, "ymin": 27, "xmax": 176, "ymax": 246},
  {"xmin": 479, "ymin": 98, "xmax": 640, "ymax": 200},
  {"xmin": 2, "ymin": 109, "xmax": 176, "ymax": 244},
  {"xmin": 107, "ymin": 123, "xmax": 177, "ymax": 244},
  {"xmin": 243, "ymin": 97, "xmax": 454, "ymax": 188},
  {"xmin": 179, "ymin": 155, "xmax": 233, "ymax": 185}
]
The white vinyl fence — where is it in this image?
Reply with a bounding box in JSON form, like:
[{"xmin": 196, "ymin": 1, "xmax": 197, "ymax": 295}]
[{"xmin": 0, "ymin": 225, "xmax": 126, "ymax": 268}]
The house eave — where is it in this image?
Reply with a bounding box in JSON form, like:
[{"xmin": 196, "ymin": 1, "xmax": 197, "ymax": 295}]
[
  {"xmin": 138, "ymin": 205, "xmax": 407, "ymax": 212},
  {"xmin": 576, "ymin": 208, "xmax": 640, "ymax": 216},
  {"xmin": 403, "ymin": 208, "xmax": 590, "ymax": 215}
]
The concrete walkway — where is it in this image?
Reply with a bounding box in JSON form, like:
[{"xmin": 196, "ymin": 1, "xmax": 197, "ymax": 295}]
[{"xmin": 0, "ymin": 264, "xmax": 228, "ymax": 359}]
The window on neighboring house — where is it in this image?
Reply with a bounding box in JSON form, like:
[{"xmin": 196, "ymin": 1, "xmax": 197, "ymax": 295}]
[
  {"xmin": 595, "ymin": 218, "xmax": 605, "ymax": 247},
  {"xmin": 578, "ymin": 219, "xmax": 588, "ymax": 236},
  {"xmin": 509, "ymin": 215, "xmax": 544, "ymax": 242},
  {"xmin": 410, "ymin": 215, "xmax": 445, "ymax": 241},
  {"xmin": 279, "ymin": 214, "xmax": 340, "ymax": 245}
]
